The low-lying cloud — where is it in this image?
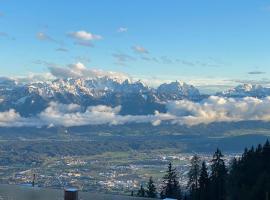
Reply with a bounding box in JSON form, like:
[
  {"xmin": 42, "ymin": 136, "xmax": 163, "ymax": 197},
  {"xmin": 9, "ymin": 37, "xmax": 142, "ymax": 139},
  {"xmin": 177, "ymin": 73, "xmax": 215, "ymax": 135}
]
[
  {"xmin": 39, "ymin": 102, "xmax": 172, "ymax": 127},
  {"xmin": 166, "ymin": 96, "xmax": 270, "ymax": 125},
  {"xmin": 0, "ymin": 102, "xmax": 173, "ymax": 127},
  {"xmin": 1, "ymin": 96, "xmax": 270, "ymax": 127},
  {"xmin": 0, "ymin": 109, "xmax": 37, "ymax": 127}
]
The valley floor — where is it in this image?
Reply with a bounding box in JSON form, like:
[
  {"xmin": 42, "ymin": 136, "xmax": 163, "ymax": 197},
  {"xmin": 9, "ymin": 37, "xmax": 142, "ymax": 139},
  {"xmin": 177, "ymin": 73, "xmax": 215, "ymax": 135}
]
[{"xmin": 0, "ymin": 124, "xmax": 269, "ymax": 195}]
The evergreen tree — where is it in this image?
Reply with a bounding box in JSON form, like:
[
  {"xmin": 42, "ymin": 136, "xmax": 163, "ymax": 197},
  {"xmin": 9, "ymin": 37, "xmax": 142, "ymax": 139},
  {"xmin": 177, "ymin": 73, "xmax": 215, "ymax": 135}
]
[
  {"xmin": 137, "ymin": 185, "xmax": 145, "ymax": 197},
  {"xmin": 256, "ymin": 143, "xmax": 262, "ymax": 153},
  {"xmin": 227, "ymin": 142, "xmax": 270, "ymax": 200},
  {"xmin": 187, "ymin": 155, "xmax": 200, "ymax": 200},
  {"xmin": 32, "ymin": 173, "xmax": 36, "ymax": 187},
  {"xmin": 146, "ymin": 177, "xmax": 157, "ymax": 198},
  {"xmin": 262, "ymin": 139, "xmax": 270, "ymax": 170},
  {"xmin": 160, "ymin": 162, "xmax": 182, "ymax": 200},
  {"xmin": 210, "ymin": 149, "xmax": 227, "ymax": 200},
  {"xmin": 227, "ymin": 158, "xmax": 239, "ymax": 200},
  {"xmin": 198, "ymin": 161, "xmax": 210, "ymax": 200}
]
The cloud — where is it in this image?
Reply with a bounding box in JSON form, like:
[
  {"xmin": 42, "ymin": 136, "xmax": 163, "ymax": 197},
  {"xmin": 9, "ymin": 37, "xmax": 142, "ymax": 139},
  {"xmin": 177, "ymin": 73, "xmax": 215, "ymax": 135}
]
[
  {"xmin": 36, "ymin": 32, "xmax": 62, "ymax": 45},
  {"xmin": 175, "ymin": 57, "xmax": 225, "ymax": 68},
  {"xmin": 0, "ymin": 109, "xmax": 37, "ymax": 127},
  {"xmin": 176, "ymin": 59, "xmax": 195, "ymax": 67},
  {"xmin": 68, "ymin": 30, "xmax": 102, "ymax": 41},
  {"xmin": 248, "ymin": 71, "xmax": 266, "ymax": 75},
  {"xmin": 0, "ymin": 103, "xmax": 172, "ymax": 127},
  {"xmin": 160, "ymin": 56, "xmax": 173, "ymax": 64},
  {"xmin": 132, "ymin": 45, "xmax": 149, "ymax": 54},
  {"xmin": 117, "ymin": 27, "xmax": 128, "ymax": 33},
  {"xmin": 166, "ymin": 96, "xmax": 270, "ymax": 125},
  {"xmin": 0, "ymin": 32, "xmax": 15, "ymax": 40},
  {"xmin": 0, "ymin": 32, "xmax": 8, "ymax": 38},
  {"xmin": 0, "ymin": 109, "xmax": 24, "ymax": 126},
  {"xmin": 15, "ymin": 73, "xmax": 55, "ymax": 83},
  {"xmin": 48, "ymin": 62, "xmax": 131, "ymax": 81},
  {"xmin": 141, "ymin": 56, "xmax": 159, "ymax": 63},
  {"xmin": 112, "ymin": 53, "xmax": 136, "ymax": 66},
  {"xmin": 195, "ymin": 61, "xmax": 219, "ymax": 68},
  {"xmin": 33, "ymin": 60, "xmax": 58, "ymax": 68},
  {"xmin": 74, "ymin": 56, "xmax": 91, "ymax": 64},
  {"xmin": 2, "ymin": 96, "xmax": 270, "ymax": 127},
  {"xmin": 48, "ymin": 62, "xmax": 87, "ymax": 79},
  {"xmin": 230, "ymin": 78, "xmax": 270, "ymax": 85},
  {"xmin": 39, "ymin": 103, "xmax": 123, "ymax": 127},
  {"xmin": 37, "ymin": 32, "xmax": 52, "ymax": 41},
  {"xmin": 55, "ymin": 48, "xmax": 69, "ymax": 52},
  {"xmin": 74, "ymin": 40, "xmax": 94, "ymax": 47}
]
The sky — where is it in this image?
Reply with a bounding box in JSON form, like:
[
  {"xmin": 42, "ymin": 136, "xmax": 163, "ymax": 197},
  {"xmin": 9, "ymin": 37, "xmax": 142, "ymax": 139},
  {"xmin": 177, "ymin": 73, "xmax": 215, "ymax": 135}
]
[{"xmin": 1, "ymin": 0, "xmax": 270, "ymax": 92}]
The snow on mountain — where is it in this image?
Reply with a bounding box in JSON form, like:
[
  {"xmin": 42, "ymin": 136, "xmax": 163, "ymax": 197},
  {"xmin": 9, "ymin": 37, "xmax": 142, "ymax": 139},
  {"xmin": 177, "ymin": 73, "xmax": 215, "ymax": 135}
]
[
  {"xmin": 217, "ymin": 84, "xmax": 270, "ymax": 98},
  {"xmin": 157, "ymin": 81, "xmax": 201, "ymax": 101},
  {"xmin": 0, "ymin": 77, "xmax": 17, "ymax": 89},
  {"xmin": 0, "ymin": 77, "xmax": 199, "ymax": 116},
  {"xmin": 3, "ymin": 74, "xmax": 270, "ymax": 118}
]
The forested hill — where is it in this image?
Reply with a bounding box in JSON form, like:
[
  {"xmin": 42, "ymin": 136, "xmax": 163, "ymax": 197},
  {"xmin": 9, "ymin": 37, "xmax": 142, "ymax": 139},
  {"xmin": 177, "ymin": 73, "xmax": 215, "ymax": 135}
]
[
  {"xmin": 137, "ymin": 140, "xmax": 270, "ymax": 200},
  {"xmin": 186, "ymin": 140, "xmax": 270, "ymax": 200}
]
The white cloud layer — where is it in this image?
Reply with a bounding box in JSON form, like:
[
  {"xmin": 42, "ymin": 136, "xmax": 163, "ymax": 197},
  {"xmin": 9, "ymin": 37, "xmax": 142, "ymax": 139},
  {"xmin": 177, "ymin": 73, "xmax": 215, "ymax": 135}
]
[
  {"xmin": 0, "ymin": 109, "xmax": 37, "ymax": 127},
  {"xmin": 166, "ymin": 96, "xmax": 270, "ymax": 125},
  {"xmin": 1, "ymin": 96, "xmax": 270, "ymax": 127}
]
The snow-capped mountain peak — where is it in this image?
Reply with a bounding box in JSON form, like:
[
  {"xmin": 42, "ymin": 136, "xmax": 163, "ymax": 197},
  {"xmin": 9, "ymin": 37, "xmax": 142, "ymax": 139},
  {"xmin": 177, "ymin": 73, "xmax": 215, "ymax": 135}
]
[
  {"xmin": 218, "ymin": 84, "xmax": 270, "ymax": 98},
  {"xmin": 0, "ymin": 76, "xmax": 202, "ymax": 116},
  {"xmin": 157, "ymin": 81, "xmax": 201, "ymax": 100}
]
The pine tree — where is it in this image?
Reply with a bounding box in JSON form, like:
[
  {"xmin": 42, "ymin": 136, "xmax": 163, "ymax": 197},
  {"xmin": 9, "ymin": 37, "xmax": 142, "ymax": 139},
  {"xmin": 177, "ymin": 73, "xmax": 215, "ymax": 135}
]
[
  {"xmin": 146, "ymin": 177, "xmax": 157, "ymax": 198},
  {"xmin": 137, "ymin": 185, "xmax": 145, "ymax": 197},
  {"xmin": 198, "ymin": 161, "xmax": 210, "ymax": 200},
  {"xmin": 160, "ymin": 162, "xmax": 182, "ymax": 200},
  {"xmin": 187, "ymin": 155, "xmax": 200, "ymax": 200},
  {"xmin": 210, "ymin": 149, "xmax": 227, "ymax": 200},
  {"xmin": 263, "ymin": 139, "xmax": 270, "ymax": 170},
  {"xmin": 256, "ymin": 143, "xmax": 262, "ymax": 153},
  {"xmin": 227, "ymin": 158, "xmax": 239, "ymax": 200},
  {"xmin": 227, "ymin": 142, "xmax": 270, "ymax": 200}
]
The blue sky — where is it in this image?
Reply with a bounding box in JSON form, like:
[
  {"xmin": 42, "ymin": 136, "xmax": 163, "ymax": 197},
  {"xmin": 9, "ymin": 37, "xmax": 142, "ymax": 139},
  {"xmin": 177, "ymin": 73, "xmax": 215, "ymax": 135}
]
[{"xmin": 1, "ymin": 0, "xmax": 270, "ymax": 91}]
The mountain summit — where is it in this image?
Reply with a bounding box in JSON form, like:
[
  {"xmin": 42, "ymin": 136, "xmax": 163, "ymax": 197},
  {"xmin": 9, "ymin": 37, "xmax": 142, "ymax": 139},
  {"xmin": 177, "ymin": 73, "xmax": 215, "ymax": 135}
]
[
  {"xmin": 0, "ymin": 77, "xmax": 202, "ymax": 116},
  {"xmin": 217, "ymin": 84, "xmax": 270, "ymax": 98}
]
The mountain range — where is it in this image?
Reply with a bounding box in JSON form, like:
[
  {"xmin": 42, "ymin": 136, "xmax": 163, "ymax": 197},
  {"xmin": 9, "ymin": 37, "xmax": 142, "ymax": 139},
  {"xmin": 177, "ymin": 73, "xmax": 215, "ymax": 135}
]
[
  {"xmin": 216, "ymin": 83, "xmax": 270, "ymax": 98},
  {"xmin": 0, "ymin": 77, "xmax": 270, "ymax": 116}
]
